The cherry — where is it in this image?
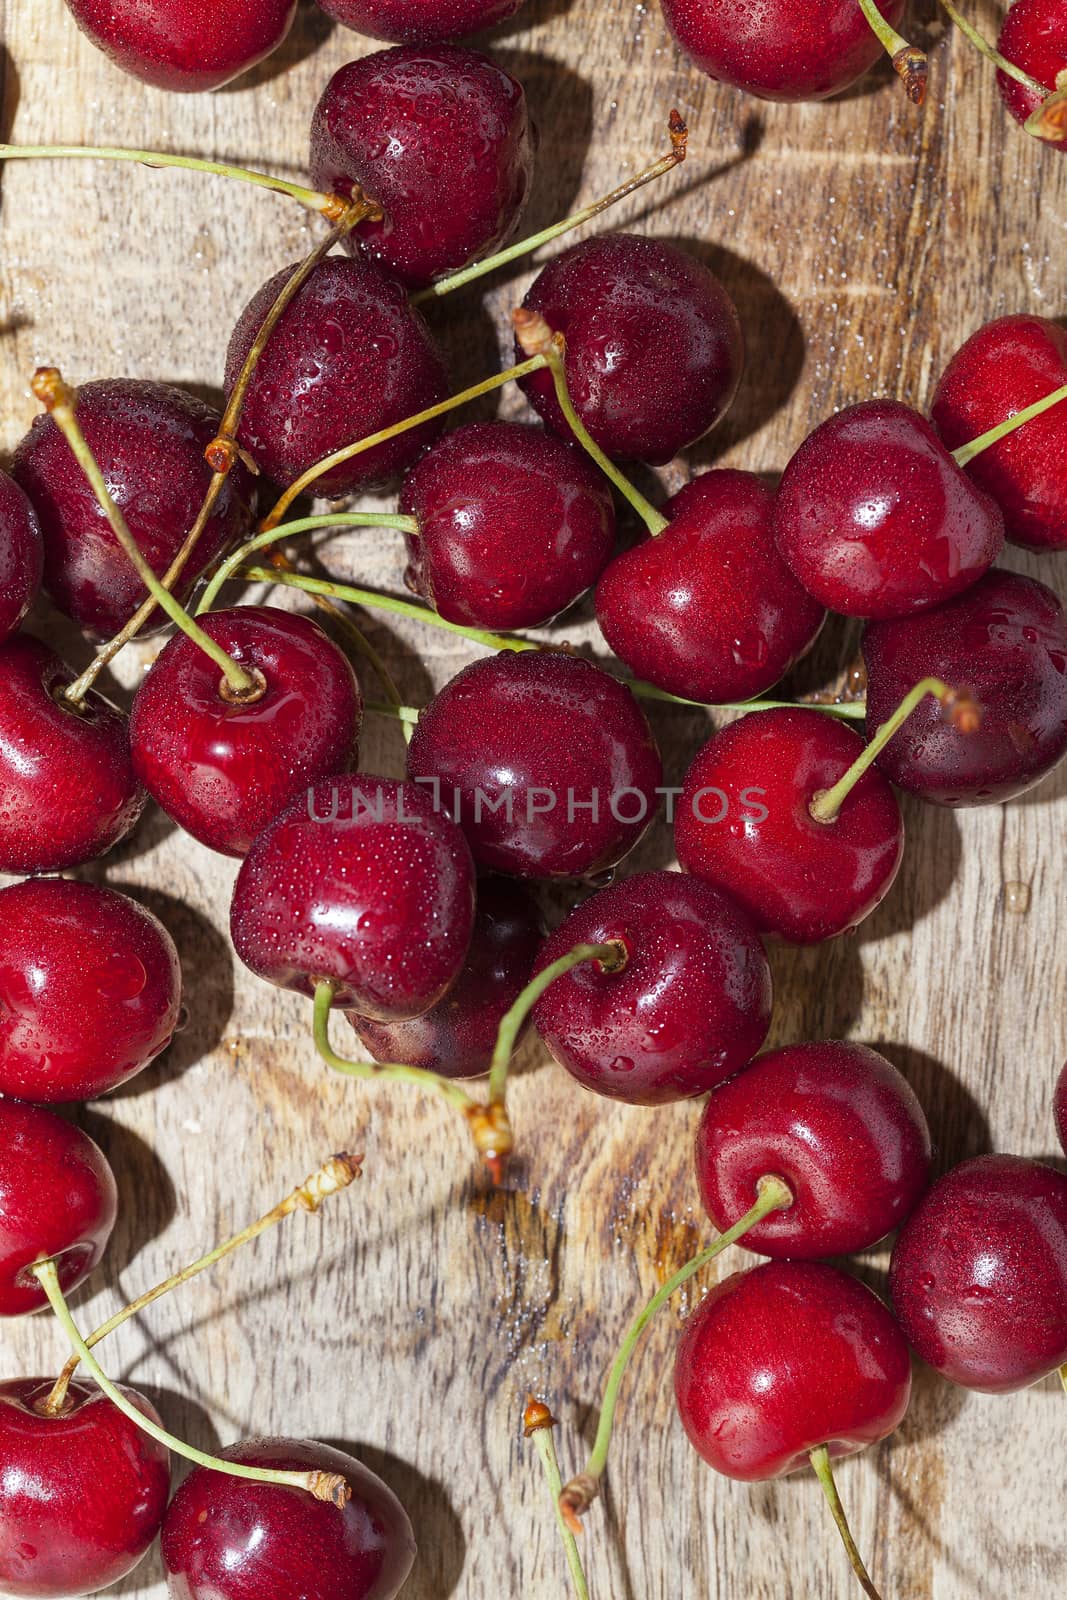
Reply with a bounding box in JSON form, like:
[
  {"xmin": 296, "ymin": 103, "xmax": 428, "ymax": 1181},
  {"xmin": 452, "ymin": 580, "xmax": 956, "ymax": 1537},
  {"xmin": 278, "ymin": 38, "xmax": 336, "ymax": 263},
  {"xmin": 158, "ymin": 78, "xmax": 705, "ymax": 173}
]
[
  {"xmin": 595, "ymin": 469, "xmax": 825, "ymax": 703},
  {"xmin": 0, "ymin": 635, "xmax": 145, "ymax": 875},
  {"xmin": 696, "ymin": 1041, "xmax": 932, "ymax": 1258},
  {"xmin": 316, "ymin": 0, "xmax": 526, "ymax": 42},
  {"xmin": 931, "ymin": 315, "xmax": 1067, "ymax": 552},
  {"xmin": 890, "ymin": 1155, "xmax": 1067, "ymax": 1392},
  {"xmin": 996, "ymin": 0, "xmax": 1067, "ymax": 150},
  {"xmin": 405, "ymin": 651, "xmax": 663, "ymax": 879},
  {"xmin": 400, "ymin": 421, "xmax": 616, "ymax": 630},
  {"xmin": 862, "ymin": 569, "xmax": 1067, "ymax": 805},
  {"xmin": 0, "ymin": 471, "xmax": 43, "ymax": 643},
  {"xmin": 225, "ymin": 256, "xmax": 448, "ymax": 494},
  {"xmin": 349, "ymin": 876, "xmax": 543, "ymax": 1078},
  {"xmin": 517, "ymin": 233, "xmax": 744, "ymax": 465},
  {"xmin": 61, "ymin": 0, "xmax": 296, "ymax": 90},
  {"xmin": 161, "ymin": 1437, "xmax": 415, "ymax": 1600},
  {"xmin": 1056, "ymin": 1061, "xmax": 1067, "ymax": 1155},
  {"xmin": 0, "ymin": 1377, "xmax": 169, "ymax": 1597},
  {"xmin": 231, "ymin": 775, "xmax": 476, "ymax": 1018},
  {"xmin": 130, "ymin": 605, "xmax": 363, "ymax": 857},
  {"xmin": 531, "ymin": 870, "xmax": 772, "ymax": 1105},
  {"xmin": 0, "ymin": 1100, "xmax": 117, "ymax": 1318},
  {"xmin": 12, "ymin": 380, "xmax": 255, "ymax": 641},
  {"xmin": 309, "ymin": 45, "xmax": 534, "ymax": 290}
]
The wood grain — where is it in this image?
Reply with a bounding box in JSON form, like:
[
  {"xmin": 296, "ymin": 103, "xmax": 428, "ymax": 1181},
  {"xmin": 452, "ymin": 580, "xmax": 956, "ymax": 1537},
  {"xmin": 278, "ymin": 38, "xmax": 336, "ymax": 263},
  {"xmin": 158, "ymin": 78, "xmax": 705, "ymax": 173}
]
[{"xmin": 2, "ymin": 1, "xmax": 1066, "ymax": 1597}]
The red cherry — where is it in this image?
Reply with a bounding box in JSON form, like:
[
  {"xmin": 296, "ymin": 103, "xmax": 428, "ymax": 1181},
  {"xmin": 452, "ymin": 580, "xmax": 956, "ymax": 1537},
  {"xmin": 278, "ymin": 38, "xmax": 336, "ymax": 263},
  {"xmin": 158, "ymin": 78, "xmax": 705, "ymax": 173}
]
[
  {"xmin": 0, "ymin": 635, "xmax": 145, "ymax": 875},
  {"xmin": 531, "ymin": 870, "xmax": 772, "ymax": 1105},
  {"xmin": 890, "ymin": 1155, "xmax": 1067, "ymax": 1392},
  {"xmin": 0, "ymin": 880, "xmax": 181, "ymax": 1103},
  {"xmin": 61, "ymin": 0, "xmax": 295, "ymax": 89},
  {"xmin": 772, "ymin": 400, "xmax": 1004, "ymax": 619},
  {"xmin": 996, "ymin": 0, "xmax": 1067, "ymax": 150},
  {"xmin": 12, "ymin": 381, "xmax": 254, "ymax": 641},
  {"xmin": 1056, "ymin": 1062, "xmax": 1067, "ymax": 1156},
  {"xmin": 0, "ymin": 1100, "xmax": 117, "ymax": 1317},
  {"xmin": 161, "ymin": 1437, "xmax": 415, "ymax": 1600},
  {"xmin": 231, "ymin": 775, "xmax": 476, "ymax": 1018},
  {"xmin": 316, "ymin": 0, "xmax": 526, "ymax": 42},
  {"xmin": 931, "ymin": 314, "xmax": 1067, "ymax": 551},
  {"xmin": 225, "ymin": 257, "xmax": 448, "ymax": 494},
  {"xmin": 348, "ymin": 876, "xmax": 543, "ymax": 1078},
  {"xmin": 309, "ymin": 45, "xmax": 533, "ymax": 290},
  {"xmin": 0, "ymin": 1377, "xmax": 169, "ymax": 1597},
  {"xmin": 405, "ymin": 651, "xmax": 663, "ymax": 879},
  {"xmin": 0, "ymin": 472, "xmax": 43, "ymax": 644},
  {"xmin": 696, "ymin": 1041, "xmax": 932, "ymax": 1259},
  {"xmin": 674, "ymin": 708, "xmax": 904, "ymax": 944},
  {"xmin": 130, "ymin": 606, "xmax": 363, "ymax": 857},
  {"xmin": 400, "ymin": 422, "xmax": 616, "ymax": 630},
  {"xmin": 674, "ymin": 1260, "xmax": 912, "ymax": 1480},
  {"xmin": 596, "ymin": 470, "xmax": 825, "ymax": 703},
  {"xmin": 862, "ymin": 568, "xmax": 1067, "ymax": 805},
  {"xmin": 517, "ymin": 233, "xmax": 743, "ymax": 465}
]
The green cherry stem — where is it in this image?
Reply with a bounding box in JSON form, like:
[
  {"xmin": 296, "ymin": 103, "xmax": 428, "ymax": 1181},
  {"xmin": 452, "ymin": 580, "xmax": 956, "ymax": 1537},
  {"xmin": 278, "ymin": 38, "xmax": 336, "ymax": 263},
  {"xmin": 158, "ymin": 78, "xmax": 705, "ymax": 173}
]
[
  {"xmin": 558, "ymin": 1175, "xmax": 794, "ymax": 1533},
  {"xmin": 1024, "ymin": 71, "xmax": 1067, "ymax": 144},
  {"xmin": 487, "ymin": 942, "xmax": 626, "ymax": 1109},
  {"xmin": 952, "ymin": 380, "xmax": 1067, "ymax": 468},
  {"xmin": 31, "ymin": 1260, "xmax": 352, "ymax": 1506},
  {"xmin": 524, "ymin": 1398, "xmax": 592, "ymax": 1600},
  {"xmin": 937, "ymin": 0, "xmax": 1048, "ymax": 96},
  {"xmin": 856, "ymin": 0, "xmax": 928, "ymax": 103},
  {"xmin": 809, "ymin": 1445, "xmax": 884, "ymax": 1600},
  {"xmin": 366, "ymin": 701, "xmax": 421, "ymax": 723},
  {"xmin": 196, "ymin": 514, "xmax": 418, "ymax": 615}
]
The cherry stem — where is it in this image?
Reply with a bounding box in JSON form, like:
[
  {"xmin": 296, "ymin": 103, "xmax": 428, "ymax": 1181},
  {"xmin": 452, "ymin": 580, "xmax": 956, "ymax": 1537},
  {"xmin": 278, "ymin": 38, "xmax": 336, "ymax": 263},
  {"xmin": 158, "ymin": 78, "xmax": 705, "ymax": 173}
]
[
  {"xmin": 558, "ymin": 1175, "xmax": 793, "ymax": 1533},
  {"xmin": 952, "ymin": 380, "xmax": 1067, "ymax": 467},
  {"xmin": 856, "ymin": 0, "xmax": 928, "ymax": 103},
  {"xmin": 412, "ymin": 110, "xmax": 689, "ymax": 307},
  {"xmin": 809, "ymin": 1445, "xmax": 884, "ymax": 1600},
  {"xmin": 31, "ymin": 1259, "xmax": 352, "ymax": 1506},
  {"xmin": 488, "ymin": 942, "xmax": 626, "ymax": 1110},
  {"xmin": 1024, "ymin": 71, "xmax": 1067, "ymax": 143},
  {"xmin": 41, "ymin": 1154, "xmax": 362, "ymax": 1418},
  {"xmin": 196, "ymin": 513, "xmax": 418, "ymax": 615},
  {"xmin": 1060, "ymin": 1364, "xmax": 1067, "ymax": 1395},
  {"xmin": 524, "ymin": 1398, "xmax": 593, "ymax": 1600},
  {"xmin": 937, "ymin": 0, "xmax": 1048, "ymax": 97}
]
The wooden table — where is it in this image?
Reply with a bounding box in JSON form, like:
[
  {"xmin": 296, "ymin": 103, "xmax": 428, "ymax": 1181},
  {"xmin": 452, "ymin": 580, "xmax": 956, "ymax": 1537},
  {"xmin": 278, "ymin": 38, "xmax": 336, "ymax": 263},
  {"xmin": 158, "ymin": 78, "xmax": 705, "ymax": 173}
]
[{"xmin": 2, "ymin": 2, "xmax": 1065, "ymax": 1596}]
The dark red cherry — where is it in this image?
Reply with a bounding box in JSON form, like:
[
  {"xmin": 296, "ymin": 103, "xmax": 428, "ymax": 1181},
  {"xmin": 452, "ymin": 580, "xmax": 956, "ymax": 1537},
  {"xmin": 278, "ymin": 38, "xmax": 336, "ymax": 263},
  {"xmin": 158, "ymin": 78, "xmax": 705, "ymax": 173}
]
[
  {"xmin": 0, "ymin": 472, "xmax": 43, "ymax": 643},
  {"xmin": 61, "ymin": 0, "xmax": 295, "ymax": 90},
  {"xmin": 0, "ymin": 880, "xmax": 181, "ymax": 1103},
  {"xmin": 12, "ymin": 381, "xmax": 254, "ymax": 641},
  {"xmin": 518, "ymin": 233, "xmax": 744, "ymax": 466},
  {"xmin": 675, "ymin": 708, "xmax": 904, "ymax": 944},
  {"xmin": 532, "ymin": 870, "xmax": 771, "ymax": 1105},
  {"xmin": 309, "ymin": 45, "xmax": 533, "ymax": 290},
  {"xmin": 696, "ymin": 1041, "xmax": 932, "ymax": 1259},
  {"xmin": 931, "ymin": 315, "xmax": 1067, "ymax": 551},
  {"xmin": 316, "ymin": 0, "xmax": 526, "ymax": 43},
  {"xmin": 130, "ymin": 606, "xmax": 363, "ymax": 857},
  {"xmin": 890, "ymin": 1155, "xmax": 1067, "ymax": 1393},
  {"xmin": 0, "ymin": 635, "xmax": 145, "ymax": 875},
  {"xmin": 862, "ymin": 568, "xmax": 1067, "ymax": 805},
  {"xmin": 996, "ymin": 0, "xmax": 1067, "ymax": 150},
  {"xmin": 231, "ymin": 775, "xmax": 475, "ymax": 1018},
  {"xmin": 596, "ymin": 470, "xmax": 825, "ymax": 703},
  {"xmin": 1056, "ymin": 1061, "xmax": 1067, "ymax": 1156},
  {"xmin": 225, "ymin": 256, "xmax": 448, "ymax": 494},
  {"xmin": 674, "ymin": 1260, "xmax": 911, "ymax": 1481},
  {"xmin": 161, "ymin": 1437, "xmax": 415, "ymax": 1600},
  {"xmin": 400, "ymin": 421, "xmax": 616, "ymax": 630},
  {"xmin": 772, "ymin": 400, "xmax": 1004, "ymax": 619},
  {"xmin": 405, "ymin": 651, "xmax": 663, "ymax": 879},
  {"xmin": 0, "ymin": 1100, "xmax": 117, "ymax": 1317},
  {"xmin": 348, "ymin": 876, "xmax": 543, "ymax": 1077}
]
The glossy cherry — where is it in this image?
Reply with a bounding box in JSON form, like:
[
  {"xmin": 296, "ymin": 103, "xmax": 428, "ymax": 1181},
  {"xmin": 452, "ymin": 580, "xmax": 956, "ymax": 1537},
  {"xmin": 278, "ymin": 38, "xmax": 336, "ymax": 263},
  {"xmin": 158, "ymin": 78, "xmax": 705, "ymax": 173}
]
[
  {"xmin": 862, "ymin": 569, "xmax": 1067, "ymax": 805},
  {"xmin": 0, "ymin": 1377, "xmax": 169, "ymax": 1597},
  {"xmin": 0, "ymin": 1099, "xmax": 118, "ymax": 1317},
  {"xmin": 130, "ymin": 606, "xmax": 363, "ymax": 857},
  {"xmin": 931, "ymin": 315, "xmax": 1067, "ymax": 551},
  {"xmin": 772, "ymin": 400, "xmax": 1004, "ymax": 619},
  {"xmin": 996, "ymin": 0, "xmax": 1067, "ymax": 151},
  {"xmin": 660, "ymin": 0, "xmax": 907, "ymax": 101},
  {"xmin": 674, "ymin": 707, "xmax": 904, "ymax": 944},
  {"xmin": 0, "ymin": 471, "xmax": 44, "ymax": 643},
  {"xmin": 161, "ymin": 1437, "xmax": 415, "ymax": 1600},
  {"xmin": 405, "ymin": 651, "xmax": 663, "ymax": 879},
  {"xmin": 226, "ymin": 256, "xmax": 448, "ymax": 494},
  {"xmin": 518, "ymin": 233, "xmax": 744, "ymax": 465},
  {"xmin": 61, "ymin": 0, "xmax": 296, "ymax": 90},
  {"xmin": 316, "ymin": 0, "xmax": 526, "ymax": 42},
  {"xmin": 1056, "ymin": 1061, "xmax": 1067, "ymax": 1156},
  {"xmin": 0, "ymin": 880, "xmax": 181, "ymax": 1103},
  {"xmin": 890, "ymin": 1155, "xmax": 1067, "ymax": 1392},
  {"xmin": 12, "ymin": 380, "xmax": 254, "ymax": 640},
  {"xmin": 0, "ymin": 635, "xmax": 145, "ymax": 875},
  {"xmin": 349, "ymin": 876, "xmax": 543, "ymax": 1077},
  {"xmin": 400, "ymin": 421, "xmax": 616, "ymax": 630},
  {"xmin": 596, "ymin": 469, "xmax": 825, "ymax": 703},
  {"xmin": 231, "ymin": 775, "xmax": 475, "ymax": 1017},
  {"xmin": 309, "ymin": 44, "xmax": 533, "ymax": 290},
  {"xmin": 532, "ymin": 870, "xmax": 772, "ymax": 1105}
]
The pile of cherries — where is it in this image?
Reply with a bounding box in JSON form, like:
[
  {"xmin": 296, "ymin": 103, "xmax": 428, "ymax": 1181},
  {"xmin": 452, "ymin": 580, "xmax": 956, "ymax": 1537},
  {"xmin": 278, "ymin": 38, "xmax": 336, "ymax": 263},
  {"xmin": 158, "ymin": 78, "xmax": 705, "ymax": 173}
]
[{"xmin": 0, "ymin": 6, "xmax": 1066, "ymax": 1600}]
